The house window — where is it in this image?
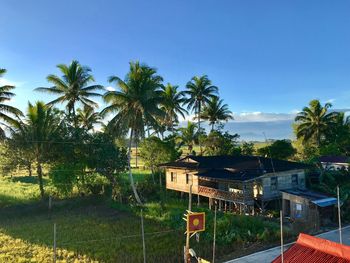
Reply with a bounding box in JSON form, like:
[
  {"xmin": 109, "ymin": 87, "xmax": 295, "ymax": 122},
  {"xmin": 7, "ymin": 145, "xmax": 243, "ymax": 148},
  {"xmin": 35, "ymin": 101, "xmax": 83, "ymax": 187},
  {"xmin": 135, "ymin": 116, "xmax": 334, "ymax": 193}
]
[
  {"xmin": 186, "ymin": 174, "xmax": 192, "ymax": 184},
  {"xmin": 170, "ymin": 172, "xmax": 177, "ymax": 182},
  {"xmin": 292, "ymin": 174, "xmax": 298, "ymax": 186},
  {"xmin": 271, "ymin": 177, "xmax": 278, "ymax": 190},
  {"xmin": 295, "ymin": 203, "xmax": 303, "ymax": 218}
]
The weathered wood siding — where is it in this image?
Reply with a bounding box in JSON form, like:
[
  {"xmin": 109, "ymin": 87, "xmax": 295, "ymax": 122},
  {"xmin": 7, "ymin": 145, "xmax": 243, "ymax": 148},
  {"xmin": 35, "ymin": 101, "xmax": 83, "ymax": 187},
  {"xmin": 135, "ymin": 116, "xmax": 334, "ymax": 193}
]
[
  {"xmin": 261, "ymin": 169, "xmax": 306, "ymax": 200},
  {"xmin": 165, "ymin": 168, "xmax": 199, "ymax": 194}
]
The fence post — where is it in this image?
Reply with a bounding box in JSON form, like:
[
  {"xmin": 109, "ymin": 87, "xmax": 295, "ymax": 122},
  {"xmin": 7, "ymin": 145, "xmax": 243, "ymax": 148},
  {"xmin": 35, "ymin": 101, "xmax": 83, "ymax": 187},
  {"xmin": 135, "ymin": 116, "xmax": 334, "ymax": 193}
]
[
  {"xmin": 141, "ymin": 209, "xmax": 146, "ymax": 263},
  {"xmin": 53, "ymin": 223, "xmax": 56, "ymax": 263},
  {"xmin": 212, "ymin": 201, "xmax": 217, "ymax": 263}
]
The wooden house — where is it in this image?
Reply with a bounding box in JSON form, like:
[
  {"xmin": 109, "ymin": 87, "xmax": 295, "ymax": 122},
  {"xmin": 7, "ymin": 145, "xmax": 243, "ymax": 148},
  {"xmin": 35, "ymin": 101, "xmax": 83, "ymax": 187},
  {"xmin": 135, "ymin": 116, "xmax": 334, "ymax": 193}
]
[{"xmin": 161, "ymin": 155, "xmax": 308, "ymax": 214}]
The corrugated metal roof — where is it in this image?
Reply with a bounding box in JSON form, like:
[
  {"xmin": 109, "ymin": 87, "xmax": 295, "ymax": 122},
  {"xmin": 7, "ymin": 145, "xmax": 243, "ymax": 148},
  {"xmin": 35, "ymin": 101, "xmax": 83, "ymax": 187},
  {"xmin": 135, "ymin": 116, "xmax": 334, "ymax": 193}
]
[
  {"xmin": 272, "ymin": 233, "xmax": 350, "ymax": 263},
  {"xmin": 312, "ymin": 198, "xmax": 337, "ymax": 207}
]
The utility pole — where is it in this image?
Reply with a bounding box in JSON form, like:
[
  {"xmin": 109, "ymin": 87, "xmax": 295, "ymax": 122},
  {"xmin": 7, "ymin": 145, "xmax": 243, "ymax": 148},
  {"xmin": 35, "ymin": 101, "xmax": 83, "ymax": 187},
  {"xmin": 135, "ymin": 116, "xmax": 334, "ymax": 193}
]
[
  {"xmin": 141, "ymin": 209, "xmax": 146, "ymax": 263},
  {"xmin": 212, "ymin": 201, "xmax": 217, "ymax": 263},
  {"xmin": 185, "ymin": 184, "xmax": 192, "ymax": 263},
  {"xmin": 53, "ymin": 223, "xmax": 56, "ymax": 263},
  {"xmin": 280, "ymin": 210, "xmax": 284, "ymax": 263},
  {"xmin": 337, "ymin": 186, "xmax": 342, "ymax": 244}
]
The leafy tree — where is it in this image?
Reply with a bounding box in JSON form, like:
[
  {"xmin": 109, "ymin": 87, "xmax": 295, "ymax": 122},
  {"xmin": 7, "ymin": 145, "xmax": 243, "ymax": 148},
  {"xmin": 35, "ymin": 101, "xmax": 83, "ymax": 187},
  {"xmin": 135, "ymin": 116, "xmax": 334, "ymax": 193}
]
[
  {"xmin": 102, "ymin": 61, "xmax": 165, "ymax": 204},
  {"xmin": 139, "ymin": 136, "xmax": 181, "ymax": 186},
  {"xmin": 177, "ymin": 121, "xmax": 198, "ymax": 154},
  {"xmin": 86, "ymin": 132, "xmax": 128, "ymax": 200},
  {"xmin": 0, "ymin": 68, "xmax": 23, "ymax": 138},
  {"xmin": 160, "ymin": 83, "xmax": 187, "ymax": 133},
  {"xmin": 295, "ymin": 99, "xmax": 339, "ymax": 147},
  {"xmin": 77, "ymin": 106, "xmax": 102, "ymax": 132},
  {"xmin": 257, "ymin": 140, "xmax": 296, "ymax": 160},
  {"xmin": 13, "ymin": 102, "xmax": 62, "ymax": 198},
  {"xmin": 35, "ymin": 60, "xmax": 104, "ymax": 127},
  {"xmin": 241, "ymin": 142, "xmax": 255, "ymax": 155},
  {"xmin": 202, "ymin": 130, "xmax": 240, "ymax": 156},
  {"xmin": 201, "ymin": 97, "xmax": 233, "ymax": 131},
  {"xmin": 184, "ymin": 75, "xmax": 218, "ymax": 153}
]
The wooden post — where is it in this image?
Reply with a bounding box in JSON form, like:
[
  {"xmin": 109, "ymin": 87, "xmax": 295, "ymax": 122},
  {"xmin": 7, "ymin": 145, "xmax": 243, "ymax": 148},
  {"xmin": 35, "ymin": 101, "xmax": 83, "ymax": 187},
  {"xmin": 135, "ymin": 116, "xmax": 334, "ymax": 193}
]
[
  {"xmin": 53, "ymin": 223, "xmax": 56, "ymax": 263},
  {"xmin": 141, "ymin": 209, "xmax": 146, "ymax": 263},
  {"xmin": 212, "ymin": 201, "xmax": 217, "ymax": 263},
  {"xmin": 337, "ymin": 186, "xmax": 343, "ymax": 244},
  {"xmin": 185, "ymin": 184, "xmax": 193, "ymax": 263},
  {"xmin": 280, "ymin": 211, "xmax": 284, "ymax": 263}
]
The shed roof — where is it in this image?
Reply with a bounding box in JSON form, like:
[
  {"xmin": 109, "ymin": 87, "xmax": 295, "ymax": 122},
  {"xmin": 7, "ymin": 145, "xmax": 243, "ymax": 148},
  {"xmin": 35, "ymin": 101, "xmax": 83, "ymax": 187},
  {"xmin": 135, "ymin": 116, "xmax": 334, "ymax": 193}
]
[
  {"xmin": 272, "ymin": 233, "xmax": 350, "ymax": 263},
  {"xmin": 320, "ymin": 156, "xmax": 350, "ymax": 164}
]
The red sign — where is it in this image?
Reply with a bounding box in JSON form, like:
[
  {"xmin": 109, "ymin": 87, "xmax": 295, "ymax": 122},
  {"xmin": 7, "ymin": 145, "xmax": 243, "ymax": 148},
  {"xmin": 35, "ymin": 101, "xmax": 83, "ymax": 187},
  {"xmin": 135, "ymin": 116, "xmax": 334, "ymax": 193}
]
[{"xmin": 187, "ymin": 212, "xmax": 205, "ymax": 233}]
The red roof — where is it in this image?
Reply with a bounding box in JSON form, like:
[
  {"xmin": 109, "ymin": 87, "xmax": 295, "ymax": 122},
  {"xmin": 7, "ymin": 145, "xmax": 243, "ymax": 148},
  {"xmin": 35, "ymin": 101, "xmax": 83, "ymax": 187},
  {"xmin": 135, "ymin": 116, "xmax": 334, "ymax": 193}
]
[{"xmin": 272, "ymin": 233, "xmax": 350, "ymax": 263}]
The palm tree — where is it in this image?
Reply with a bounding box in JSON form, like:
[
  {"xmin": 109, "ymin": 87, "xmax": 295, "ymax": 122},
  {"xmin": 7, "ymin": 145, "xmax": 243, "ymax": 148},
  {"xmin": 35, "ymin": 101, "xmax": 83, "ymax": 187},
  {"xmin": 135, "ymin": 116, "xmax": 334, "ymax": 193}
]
[
  {"xmin": 14, "ymin": 102, "xmax": 61, "ymax": 198},
  {"xmin": 77, "ymin": 106, "xmax": 102, "ymax": 132},
  {"xmin": 101, "ymin": 61, "xmax": 165, "ymax": 204},
  {"xmin": 161, "ymin": 83, "xmax": 187, "ymax": 133},
  {"xmin": 201, "ymin": 97, "xmax": 233, "ymax": 131},
  {"xmin": 35, "ymin": 60, "xmax": 104, "ymax": 127},
  {"xmin": 0, "ymin": 68, "xmax": 23, "ymax": 138},
  {"xmin": 295, "ymin": 99, "xmax": 339, "ymax": 146},
  {"xmin": 177, "ymin": 121, "xmax": 198, "ymax": 154},
  {"xmin": 184, "ymin": 75, "xmax": 218, "ymax": 153}
]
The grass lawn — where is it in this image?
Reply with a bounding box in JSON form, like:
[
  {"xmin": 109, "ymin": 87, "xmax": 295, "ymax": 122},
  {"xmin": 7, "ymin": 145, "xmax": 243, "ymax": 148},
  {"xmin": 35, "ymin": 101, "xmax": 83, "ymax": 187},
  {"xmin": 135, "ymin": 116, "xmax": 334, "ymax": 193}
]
[{"xmin": 0, "ymin": 175, "xmax": 285, "ymax": 262}]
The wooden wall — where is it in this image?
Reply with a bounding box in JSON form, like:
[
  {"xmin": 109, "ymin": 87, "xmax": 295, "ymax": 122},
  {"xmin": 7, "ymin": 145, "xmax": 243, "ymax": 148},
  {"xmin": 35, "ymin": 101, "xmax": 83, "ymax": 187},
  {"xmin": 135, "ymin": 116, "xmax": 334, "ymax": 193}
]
[{"xmin": 165, "ymin": 168, "xmax": 199, "ymax": 194}]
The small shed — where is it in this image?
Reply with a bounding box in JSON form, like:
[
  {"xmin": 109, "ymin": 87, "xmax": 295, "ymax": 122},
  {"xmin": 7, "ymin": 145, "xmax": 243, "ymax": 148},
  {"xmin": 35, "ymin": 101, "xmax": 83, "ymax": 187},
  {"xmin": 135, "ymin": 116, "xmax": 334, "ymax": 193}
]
[{"xmin": 281, "ymin": 189, "xmax": 337, "ymax": 229}]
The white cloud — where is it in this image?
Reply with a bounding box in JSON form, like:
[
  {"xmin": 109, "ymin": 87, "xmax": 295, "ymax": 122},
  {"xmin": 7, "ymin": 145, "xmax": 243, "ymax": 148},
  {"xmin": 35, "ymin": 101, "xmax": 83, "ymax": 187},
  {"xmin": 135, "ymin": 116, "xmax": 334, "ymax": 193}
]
[
  {"xmin": 233, "ymin": 112, "xmax": 296, "ymax": 122},
  {"xmin": 325, "ymin": 98, "xmax": 336, "ymax": 104},
  {"xmin": 105, "ymin": 86, "xmax": 116, "ymax": 92}
]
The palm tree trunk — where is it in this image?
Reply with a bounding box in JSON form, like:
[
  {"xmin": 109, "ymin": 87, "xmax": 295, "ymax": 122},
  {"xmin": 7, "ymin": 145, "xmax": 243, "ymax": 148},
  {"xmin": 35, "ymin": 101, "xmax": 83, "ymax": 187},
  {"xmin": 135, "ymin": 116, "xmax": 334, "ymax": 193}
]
[
  {"xmin": 198, "ymin": 102, "xmax": 202, "ymax": 155},
  {"xmin": 128, "ymin": 129, "xmax": 142, "ymax": 205},
  {"xmin": 135, "ymin": 140, "xmax": 138, "ymax": 168},
  {"xmin": 211, "ymin": 123, "xmax": 214, "ymax": 131},
  {"xmin": 37, "ymin": 161, "xmax": 45, "ymax": 199},
  {"xmin": 28, "ymin": 162, "xmax": 32, "ymax": 177}
]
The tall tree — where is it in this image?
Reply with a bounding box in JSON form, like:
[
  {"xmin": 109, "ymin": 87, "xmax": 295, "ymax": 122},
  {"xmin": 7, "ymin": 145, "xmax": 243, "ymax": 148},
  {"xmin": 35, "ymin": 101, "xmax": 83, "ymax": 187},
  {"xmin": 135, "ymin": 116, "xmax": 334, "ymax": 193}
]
[
  {"xmin": 77, "ymin": 106, "xmax": 102, "ymax": 132},
  {"xmin": 184, "ymin": 75, "xmax": 218, "ymax": 153},
  {"xmin": 101, "ymin": 61, "xmax": 165, "ymax": 204},
  {"xmin": 35, "ymin": 60, "xmax": 104, "ymax": 127},
  {"xmin": 13, "ymin": 102, "xmax": 61, "ymax": 198},
  {"xmin": 201, "ymin": 97, "xmax": 233, "ymax": 131},
  {"xmin": 161, "ymin": 83, "xmax": 187, "ymax": 133},
  {"xmin": 0, "ymin": 68, "xmax": 23, "ymax": 138},
  {"xmin": 295, "ymin": 99, "xmax": 339, "ymax": 146},
  {"xmin": 177, "ymin": 121, "xmax": 198, "ymax": 154}
]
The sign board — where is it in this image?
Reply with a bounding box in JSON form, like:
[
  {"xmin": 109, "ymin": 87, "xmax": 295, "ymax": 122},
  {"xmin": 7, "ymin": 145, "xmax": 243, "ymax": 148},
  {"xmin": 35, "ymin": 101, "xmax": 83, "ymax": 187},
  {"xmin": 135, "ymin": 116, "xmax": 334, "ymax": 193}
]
[{"xmin": 187, "ymin": 212, "xmax": 205, "ymax": 233}]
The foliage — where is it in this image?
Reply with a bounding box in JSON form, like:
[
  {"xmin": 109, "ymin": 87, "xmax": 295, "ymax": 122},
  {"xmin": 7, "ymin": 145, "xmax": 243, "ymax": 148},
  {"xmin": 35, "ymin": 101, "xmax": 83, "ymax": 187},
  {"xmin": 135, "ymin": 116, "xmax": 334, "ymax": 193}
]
[
  {"xmin": 139, "ymin": 136, "xmax": 181, "ymax": 170},
  {"xmin": 0, "ymin": 68, "xmax": 23, "ymax": 138},
  {"xmin": 201, "ymin": 97, "xmax": 233, "ymax": 131},
  {"xmin": 257, "ymin": 140, "xmax": 296, "ymax": 160},
  {"xmin": 176, "ymin": 121, "xmax": 198, "ymax": 154},
  {"xmin": 160, "ymin": 83, "xmax": 187, "ymax": 132},
  {"xmin": 295, "ymin": 99, "xmax": 339, "ymax": 146},
  {"xmin": 48, "ymin": 163, "xmax": 81, "ymax": 196},
  {"xmin": 240, "ymin": 141, "xmax": 255, "ymax": 155},
  {"xmin": 202, "ymin": 130, "xmax": 240, "ymax": 156}
]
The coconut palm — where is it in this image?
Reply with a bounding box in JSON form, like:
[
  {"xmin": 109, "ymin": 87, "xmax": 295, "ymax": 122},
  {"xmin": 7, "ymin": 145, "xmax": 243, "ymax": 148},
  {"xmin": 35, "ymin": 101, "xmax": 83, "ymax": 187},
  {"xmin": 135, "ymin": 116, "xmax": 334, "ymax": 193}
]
[
  {"xmin": 184, "ymin": 75, "xmax": 218, "ymax": 153},
  {"xmin": 201, "ymin": 97, "xmax": 233, "ymax": 131},
  {"xmin": 35, "ymin": 60, "xmax": 104, "ymax": 126},
  {"xmin": 0, "ymin": 68, "xmax": 23, "ymax": 138},
  {"xmin": 14, "ymin": 102, "xmax": 61, "ymax": 198},
  {"xmin": 177, "ymin": 121, "xmax": 198, "ymax": 154},
  {"xmin": 77, "ymin": 106, "xmax": 102, "ymax": 132},
  {"xmin": 295, "ymin": 99, "xmax": 339, "ymax": 146},
  {"xmin": 161, "ymin": 83, "xmax": 187, "ymax": 133},
  {"xmin": 101, "ymin": 61, "xmax": 165, "ymax": 204}
]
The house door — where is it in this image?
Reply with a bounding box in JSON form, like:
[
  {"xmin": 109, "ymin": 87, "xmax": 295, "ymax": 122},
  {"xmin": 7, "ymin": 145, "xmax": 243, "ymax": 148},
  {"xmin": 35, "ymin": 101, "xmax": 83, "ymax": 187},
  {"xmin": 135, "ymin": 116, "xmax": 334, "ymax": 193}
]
[{"xmin": 284, "ymin": 200, "xmax": 291, "ymax": 217}]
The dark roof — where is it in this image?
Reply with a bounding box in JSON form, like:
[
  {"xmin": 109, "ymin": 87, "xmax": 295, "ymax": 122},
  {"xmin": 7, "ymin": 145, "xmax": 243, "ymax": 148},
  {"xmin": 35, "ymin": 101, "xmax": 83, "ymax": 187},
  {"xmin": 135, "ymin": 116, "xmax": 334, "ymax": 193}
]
[
  {"xmin": 160, "ymin": 155, "xmax": 308, "ymax": 181},
  {"xmin": 319, "ymin": 156, "xmax": 350, "ymax": 164},
  {"xmin": 273, "ymin": 233, "xmax": 350, "ymax": 263},
  {"xmin": 161, "ymin": 155, "xmax": 307, "ymax": 171},
  {"xmin": 197, "ymin": 169, "xmax": 261, "ymax": 181},
  {"xmin": 281, "ymin": 189, "xmax": 333, "ymax": 201}
]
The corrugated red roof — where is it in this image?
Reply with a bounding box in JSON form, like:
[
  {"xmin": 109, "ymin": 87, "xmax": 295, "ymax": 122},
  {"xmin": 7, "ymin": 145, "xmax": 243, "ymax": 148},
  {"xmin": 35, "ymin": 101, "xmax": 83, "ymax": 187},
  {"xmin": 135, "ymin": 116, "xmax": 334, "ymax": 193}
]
[{"xmin": 272, "ymin": 233, "xmax": 350, "ymax": 263}]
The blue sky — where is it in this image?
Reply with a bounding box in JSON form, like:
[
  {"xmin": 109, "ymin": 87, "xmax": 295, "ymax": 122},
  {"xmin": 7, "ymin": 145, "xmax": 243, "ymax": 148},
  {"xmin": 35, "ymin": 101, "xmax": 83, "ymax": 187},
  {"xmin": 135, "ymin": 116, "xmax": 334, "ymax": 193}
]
[{"xmin": 1, "ymin": 0, "xmax": 350, "ymax": 139}]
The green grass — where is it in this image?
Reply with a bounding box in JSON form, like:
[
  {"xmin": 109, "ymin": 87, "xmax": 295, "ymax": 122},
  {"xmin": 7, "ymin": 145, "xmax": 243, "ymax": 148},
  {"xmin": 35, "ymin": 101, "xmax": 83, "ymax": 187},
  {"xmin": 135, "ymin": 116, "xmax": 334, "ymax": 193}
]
[{"xmin": 0, "ymin": 175, "xmax": 286, "ymax": 262}]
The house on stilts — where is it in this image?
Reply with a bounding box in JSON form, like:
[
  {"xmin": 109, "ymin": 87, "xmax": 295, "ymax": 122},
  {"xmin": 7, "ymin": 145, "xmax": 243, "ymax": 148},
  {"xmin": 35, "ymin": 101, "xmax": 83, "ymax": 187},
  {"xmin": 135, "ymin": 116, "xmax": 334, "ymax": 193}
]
[{"xmin": 160, "ymin": 155, "xmax": 309, "ymax": 214}]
